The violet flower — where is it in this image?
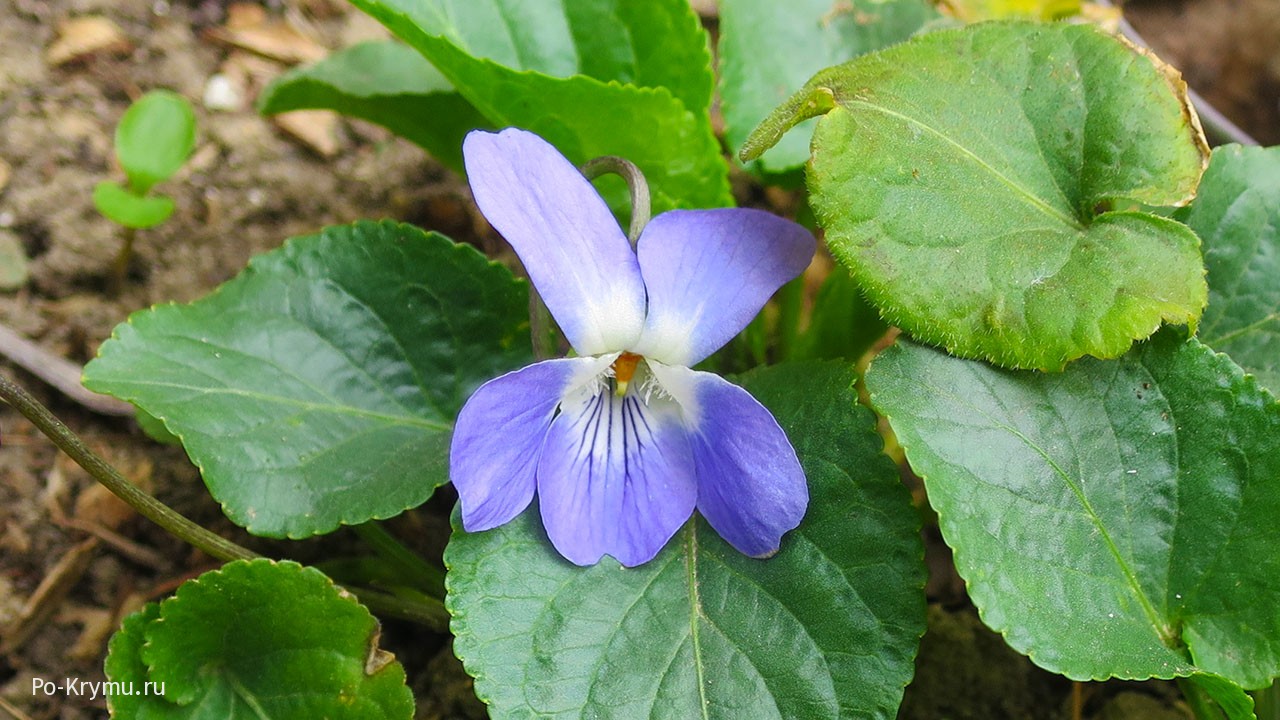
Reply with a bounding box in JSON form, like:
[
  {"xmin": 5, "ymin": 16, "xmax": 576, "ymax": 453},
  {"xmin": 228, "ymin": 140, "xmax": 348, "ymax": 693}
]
[{"xmin": 450, "ymin": 128, "xmax": 814, "ymax": 567}]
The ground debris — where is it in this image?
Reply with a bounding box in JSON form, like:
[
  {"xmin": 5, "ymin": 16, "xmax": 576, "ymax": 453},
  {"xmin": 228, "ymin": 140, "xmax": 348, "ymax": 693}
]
[
  {"xmin": 206, "ymin": 2, "xmax": 328, "ymax": 64},
  {"xmin": 272, "ymin": 109, "xmax": 342, "ymax": 157},
  {"xmin": 45, "ymin": 16, "xmax": 132, "ymax": 67},
  {"xmin": 0, "ymin": 537, "xmax": 99, "ymax": 655}
]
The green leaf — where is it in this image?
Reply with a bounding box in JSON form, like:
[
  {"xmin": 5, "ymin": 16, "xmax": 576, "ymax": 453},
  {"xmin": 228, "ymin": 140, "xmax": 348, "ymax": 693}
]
[
  {"xmin": 1191, "ymin": 674, "xmax": 1258, "ymax": 720},
  {"xmin": 1179, "ymin": 144, "xmax": 1280, "ymax": 394},
  {"xmin": 115, "ymin": 90, "xmax": 196, "ymax": 194},
  {"xmin": 447, "ymin": 362, "xmax": 925, "ymax": 719},
  {"xmin": 865, "ymin": 331, "xmax": 1280, "ymax": 686},
  {"xmin": 348, "ymin": 0, "xmax": 730, "ymax": 212},
  {"xmin": 135, "ymin": 407, "xmax": 181, "ymax": 445},
  {"xmin": 83, "ymin": 220, "xmax": 530, "ymax": 538},
  {"xmin": 257, "ymin": 40, "xmax": 488, "ymax": 172},
  {"xmin": 718, "ymin": 0, "xmax": 938, "ymax": 175},
  {"xmin": 744, "ymin": 22, "xmax": 1209, "ymax": 369},
  {"xmin": 105, "ymin": 559, "xmax": 413, "ymax": 719},
  {"xmin": 92, "ymin": 181, "xmax": 176, "ymax": 229},
  {"xmin": 792, "ymin": 263, "xmax": 890, "ymax": 362}
]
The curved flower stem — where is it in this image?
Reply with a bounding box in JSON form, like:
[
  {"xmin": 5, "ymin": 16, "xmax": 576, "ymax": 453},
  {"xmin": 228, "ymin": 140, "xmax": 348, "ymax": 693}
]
[
  {"xmin": 523, "ymin": 155, "xmax": 654, "ymax": 359},
  {"xmin": 1099, "ymin": 0, "xmax": 1259, "ymax": 147},
  {"xmin": 0, "ymin": 372, "xmax": 255, "ymax": 563},
  {"xmin": 529, "ymin": 288, "xmax": 556, "ymax": 361},
  {"xmin": 580, "ymin": 155, "xmax": 652, "ymax": 245},
  {"xmin": 353, "ymin": 521, "xmax": 446, "ymax": 599}
]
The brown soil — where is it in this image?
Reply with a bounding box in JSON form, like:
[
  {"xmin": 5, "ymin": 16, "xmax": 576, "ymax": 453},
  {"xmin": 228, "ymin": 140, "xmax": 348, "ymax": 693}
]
[
  {"xmin": 0, "ymin": 1, "xmax": 1274, "ymax": 719},
  {"xmin": 1126, "ymin": 0, "xmax": 1280, "ymax": 145}
]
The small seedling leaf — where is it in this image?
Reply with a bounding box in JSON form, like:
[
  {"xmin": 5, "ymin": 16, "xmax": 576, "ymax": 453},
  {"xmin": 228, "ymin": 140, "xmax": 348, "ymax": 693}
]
[
  {"xmin": 115, "ymin": 90, "xmax": 197, "ymax": 194},
  {"xmin": 92, "ymin": 181, "xmax": 175, "ymax": 229}
]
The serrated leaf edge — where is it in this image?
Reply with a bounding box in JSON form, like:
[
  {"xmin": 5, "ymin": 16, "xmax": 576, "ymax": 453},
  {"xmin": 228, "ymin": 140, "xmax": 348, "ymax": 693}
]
[{"xmin": 82, "ymin": 220, "xmax": 521, "ymax": 539}]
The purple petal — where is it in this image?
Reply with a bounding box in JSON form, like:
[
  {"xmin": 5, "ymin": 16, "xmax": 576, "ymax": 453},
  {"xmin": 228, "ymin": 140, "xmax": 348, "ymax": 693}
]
[
  {"xmin": 632, "ymin": 208, "xmax": 815, "ymax": 366},
  {"xmin": 463, "ymin": 128, "xmax": 645, "ymax": 355},
  {"xmin": 650, "ymin": 363, "xmax": 807, "ymax": 557},
  {"xmin": 537, "ymin": 382, "xmax": 697, "ymax": 567},
  {"xmin": 450, "ymin": 356, "xmax": 611, "ymax": 532}
]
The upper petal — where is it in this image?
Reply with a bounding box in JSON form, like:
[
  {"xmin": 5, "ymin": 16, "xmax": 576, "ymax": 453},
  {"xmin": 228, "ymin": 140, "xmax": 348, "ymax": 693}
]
[
  {"xmin": 463, "ymin": 128, "xmax": 645, "ymax": 355},
  {"xmin": 649, "ymin": 363, "xmax": 807, "ymax": 557},
  {"xmin": 450, "ymin": 356, "xmax": 611, "ymax": 531},
  {"xmin": 537, "ymin": 382, "xmax": 697, "ymax": 567},
  {"xmin": 632, "ymin": 208, "xmax": 815, "ymax": 366}
]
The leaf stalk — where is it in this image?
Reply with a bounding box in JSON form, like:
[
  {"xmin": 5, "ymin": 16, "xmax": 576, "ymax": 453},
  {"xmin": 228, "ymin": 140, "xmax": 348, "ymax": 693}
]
[{"xmin": 0, "ymin": 372, "xmax": 255, "ymax": 563}]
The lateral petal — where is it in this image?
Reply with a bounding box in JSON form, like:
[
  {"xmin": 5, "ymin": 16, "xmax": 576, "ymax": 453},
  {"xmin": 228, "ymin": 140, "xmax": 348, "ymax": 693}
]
[
  {"xmin": 633, "ymin": 208, "xmax": 815, "ymax": 366},
  {"xmin": 537, "ymin": 383, "xmax": 697, "ymax": 567},
  {"xmin": 463, "ymin": 128, "xmax": 646, "ymax": 355},
  {"xmin": 450, "ymin": 356, "xmax": 611, "ymax": 532},
  {"xmin": 650, "ymin": 363, "xmax": 807, "ymax": 557}
]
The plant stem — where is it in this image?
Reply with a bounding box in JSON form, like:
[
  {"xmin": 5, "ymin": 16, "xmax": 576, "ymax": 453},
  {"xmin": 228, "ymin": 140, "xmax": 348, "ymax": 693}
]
[
  {"xmin": 346, "ymin": 586, "xmax": 449, "ymax": 630},
  {"xmin": 0, "ymin": 372, "xmax": 256, "ymax": 562},
  {"xmin": 109, "ymin": 227, "xmax": 136, "ymax": 296},
  {"xmin": 580, "ymin": 155, "xmax": 652, "ymax": 245},
  {"xmin": 1, "ymin": 373, "xmax": 451, "ymax": 628},
  {"xmin": 529, "ymin": 287, "xmax": 556, "ymax": 361},
  {"xmin": 353, "ymin": 521, "xmax": 447, "ymax": 599},
  {"xmin": 1253, "ymin": 677, "xmax": 1280, "ymax": 720},
  {"xmin": 1177, "ymin": 677, "xmax": 1223, "ymax": 720}
]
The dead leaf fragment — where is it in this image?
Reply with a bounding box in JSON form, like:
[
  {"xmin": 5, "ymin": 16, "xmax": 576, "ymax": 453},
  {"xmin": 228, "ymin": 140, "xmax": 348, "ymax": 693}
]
[
  {"xmin": 0, "ymin": 538, "xmax": 99, "ymax": 654},
  {"xmin": 273, "ymin": 110, "xmax": 341, "ymax": 157},
  {"xmin": 46, "ymin": 16, "xmax": 132, "ymax": 66},
  {"xmin": 74, "ymin": 479, "xmax": 140, "ymax": 532},
  {"xmin": 58, "ymin": 604, "xmax": 116, "ymax": 662},
  {"xmin": 209, "ymin": 3, "xmax": 327, "ymax": 64}
]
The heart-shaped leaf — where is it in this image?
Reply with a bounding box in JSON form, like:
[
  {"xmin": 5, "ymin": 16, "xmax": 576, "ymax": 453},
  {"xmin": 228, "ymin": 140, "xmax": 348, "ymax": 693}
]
[
  {"xmin": 83, "ymin": 221, "xmax": 530, "ymax": 537},
  {"xmin": 105, "ymin": 559, "xmax": 413, "ymax": 718},
  {"xmin": 744, "ymin": 22, "xmax": 1209, "ymax": 369},
  {"xmin": 1179, "ymin": 144, "xmax": 1280, "ymax": 393},
  {"xmin": 446, "ymin": 362, "xmax": 925, "ymax": 719},
  {"xmin": 865, "ymin": 332, "xmax": 1280, "ymax": 687}
]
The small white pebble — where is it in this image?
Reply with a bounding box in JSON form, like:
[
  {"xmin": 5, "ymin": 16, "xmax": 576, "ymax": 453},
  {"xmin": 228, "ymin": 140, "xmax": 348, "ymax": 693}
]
[
  {"xmin": 152, "ymin": 0, "xmax": 170, "ymax": 16},
  {"xmin": 203, "ymin": 74, "xmax": 243, "ymax": 112},
  {"xmin": 0, "ymin": 211, "xmax": 14, "ymax": 228},
  {"xmin": 247, "ymin": 188, "xmax": 265, "ymax": 206}
]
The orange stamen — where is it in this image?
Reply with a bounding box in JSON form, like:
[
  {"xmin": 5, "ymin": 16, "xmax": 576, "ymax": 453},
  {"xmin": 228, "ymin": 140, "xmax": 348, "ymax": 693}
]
[{"xmin": 612, "ymin": 352, "xmax": 643, "ymax": 396}]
